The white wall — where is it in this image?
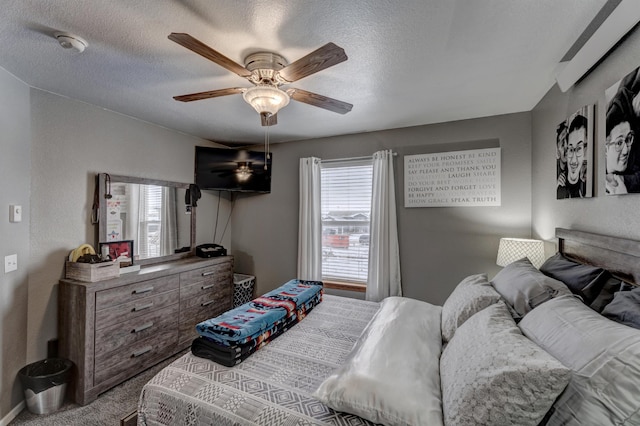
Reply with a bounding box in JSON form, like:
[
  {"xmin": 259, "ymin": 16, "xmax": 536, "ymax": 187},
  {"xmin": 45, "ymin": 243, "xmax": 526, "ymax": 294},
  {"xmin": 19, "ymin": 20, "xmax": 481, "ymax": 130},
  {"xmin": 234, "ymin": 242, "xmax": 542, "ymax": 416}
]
[
  {"xmin": 0, "ymin": 66, "xmax": 31, "ymax": 417},
  {"xmin": 531, "ymin": 25, "xmax": 640, "ymax": 244},
  {"xmin": 232, "ymin": 112, "xmax": 533, "ymax": 305}
]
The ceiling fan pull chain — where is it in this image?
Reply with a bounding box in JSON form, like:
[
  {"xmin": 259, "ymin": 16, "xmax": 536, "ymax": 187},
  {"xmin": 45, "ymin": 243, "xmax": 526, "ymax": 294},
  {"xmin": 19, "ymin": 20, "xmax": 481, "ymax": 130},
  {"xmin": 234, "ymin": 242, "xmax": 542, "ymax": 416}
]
[{"xmin": 264, "ymin": 125, "xmax": 270, "ymax": 170}]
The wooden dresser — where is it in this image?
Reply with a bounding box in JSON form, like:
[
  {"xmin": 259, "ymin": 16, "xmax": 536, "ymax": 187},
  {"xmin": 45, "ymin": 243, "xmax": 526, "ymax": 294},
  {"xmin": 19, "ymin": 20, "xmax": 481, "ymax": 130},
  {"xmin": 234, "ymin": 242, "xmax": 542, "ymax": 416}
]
[{"xmin": 58, "ymin": 256, "xmax": 233, "ymax": 405}]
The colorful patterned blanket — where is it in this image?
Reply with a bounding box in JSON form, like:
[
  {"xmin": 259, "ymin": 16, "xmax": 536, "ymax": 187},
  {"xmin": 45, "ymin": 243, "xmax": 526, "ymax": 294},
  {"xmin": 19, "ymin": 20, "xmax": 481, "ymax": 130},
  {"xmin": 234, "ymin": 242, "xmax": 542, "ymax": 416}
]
[
  {"xmin": 195, "ymin": 279, "xmax": 323, "ymax": 346},
  {"xmin": 192, "ymin": 291, "xmax": 323, "ymax": 366}
]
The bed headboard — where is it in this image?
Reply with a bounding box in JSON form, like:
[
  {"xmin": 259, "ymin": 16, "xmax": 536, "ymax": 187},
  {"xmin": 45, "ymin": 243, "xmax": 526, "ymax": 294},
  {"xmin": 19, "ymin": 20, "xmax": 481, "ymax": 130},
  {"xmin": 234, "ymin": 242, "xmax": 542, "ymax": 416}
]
[{"xmin": 556, "ymin": 228, "xmax": 640, "ymax": 286}]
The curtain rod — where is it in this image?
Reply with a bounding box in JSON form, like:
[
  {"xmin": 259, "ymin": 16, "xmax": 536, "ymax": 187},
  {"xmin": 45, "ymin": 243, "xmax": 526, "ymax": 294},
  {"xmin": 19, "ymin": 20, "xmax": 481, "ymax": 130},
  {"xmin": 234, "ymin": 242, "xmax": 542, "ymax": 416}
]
[{"xmin": 320, "ymin": 152, "xmax": 397, "ymax": 164}]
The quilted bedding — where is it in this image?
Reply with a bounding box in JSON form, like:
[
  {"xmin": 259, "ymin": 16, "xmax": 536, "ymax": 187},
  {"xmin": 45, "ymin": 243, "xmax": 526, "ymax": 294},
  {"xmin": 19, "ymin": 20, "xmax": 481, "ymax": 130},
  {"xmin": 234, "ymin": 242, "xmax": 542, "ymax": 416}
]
[{"xmin": 138, "ymin": 294, "xmax": 380, "ymax": 425}]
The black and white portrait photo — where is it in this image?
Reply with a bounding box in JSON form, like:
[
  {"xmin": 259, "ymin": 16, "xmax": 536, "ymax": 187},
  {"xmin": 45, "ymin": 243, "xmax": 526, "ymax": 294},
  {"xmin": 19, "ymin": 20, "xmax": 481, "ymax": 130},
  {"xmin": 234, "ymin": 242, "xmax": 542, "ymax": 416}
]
[
  {"xmin": 605, "ymin": 66, "xmax": 640, "ymax": 195},
  {"xmin": 556, "ymin": 105, "xmax": 594, "ymax": 199}
]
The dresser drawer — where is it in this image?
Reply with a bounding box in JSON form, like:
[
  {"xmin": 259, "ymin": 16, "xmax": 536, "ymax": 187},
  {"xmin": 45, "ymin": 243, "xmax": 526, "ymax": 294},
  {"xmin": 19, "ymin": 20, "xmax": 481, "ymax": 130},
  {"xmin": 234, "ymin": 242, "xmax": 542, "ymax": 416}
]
[
  {"xmin": 95, "ymin": 303, "xmax": 178, "ymax": 356},
  {"xmin": 181, "ymin": 283, "xmax": 232, "ymax": 310},
  {"xmin": 180, "ymin": 275, "xmax": 231, "ymax": 300},
  {"xmin": 95, "ymin": 274, "xmax": 179, "ymax": 310},
  {"xmin": 95, "ymin": 289, "xmax": 179, "ymax": 330},
  {"xmin": 180, "ymin": 262, "xmax": 232, "ymax": 288},
  {"xmin": 94, "ymin": 331, "xmax": 178, "ymax": 386}
]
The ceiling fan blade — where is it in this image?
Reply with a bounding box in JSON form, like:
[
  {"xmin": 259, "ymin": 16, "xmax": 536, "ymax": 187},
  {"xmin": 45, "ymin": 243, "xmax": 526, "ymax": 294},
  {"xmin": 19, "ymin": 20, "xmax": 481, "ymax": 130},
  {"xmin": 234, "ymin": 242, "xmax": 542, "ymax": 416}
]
[
  {"xmin": 173, "ymin": 87, "xmax": 244, "ymax": 102},
  {"xmin": 168, "ymin": 33, "xmax": 252, "ymax": 78},
  {"xmin": 278, "ymin": 42, "xmax": 347, "ymax": 83},
  {"xmin": 260, "ymin": 113, "xmax": 278, "ymax": 126},
  {"xmin": 289, "ymin": 88, "xmax": 353, "ymax": 114}
]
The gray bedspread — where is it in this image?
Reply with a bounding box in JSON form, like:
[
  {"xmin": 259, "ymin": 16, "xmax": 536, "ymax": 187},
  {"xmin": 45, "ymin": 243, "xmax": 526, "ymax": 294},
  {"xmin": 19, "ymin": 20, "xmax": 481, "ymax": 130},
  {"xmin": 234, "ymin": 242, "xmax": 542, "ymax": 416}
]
[{"xmin": 138, "ymin": 294, "xmax": 380, "ymax": 425}]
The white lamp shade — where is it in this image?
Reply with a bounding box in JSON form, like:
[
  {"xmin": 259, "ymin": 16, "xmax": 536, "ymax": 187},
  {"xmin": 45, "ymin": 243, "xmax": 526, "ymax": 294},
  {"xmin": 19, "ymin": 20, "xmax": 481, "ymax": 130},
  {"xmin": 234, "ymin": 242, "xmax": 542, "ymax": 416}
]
[
  {"xmin": 242, "ymin": 85, "xmax": 290, "ymax": 116},
  {"xmin": 496, "ymin": 238, "xmax": 545, "ymax": 269}
]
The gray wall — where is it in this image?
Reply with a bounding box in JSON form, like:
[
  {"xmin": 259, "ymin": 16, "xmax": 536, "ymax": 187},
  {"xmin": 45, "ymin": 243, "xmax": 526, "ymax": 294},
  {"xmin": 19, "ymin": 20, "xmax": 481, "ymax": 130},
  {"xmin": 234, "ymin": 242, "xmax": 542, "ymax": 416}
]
[
  {"xmin": 0, "ymin": 76, "xmax": 233, "ymax": 421},
  {"xmin": 232, "ymin": 112, "xmax": 533, "ymax": 305},
  {"xmin": 531, "ymin": 26, "xmax": 640, "ymax": 243},
  {"xmin": 27, "ymin": 90, "xmax": 231, "ymax": 366},
  {"xmin": 0, "ymin": 67, "xmax": 31, "ymax": 417}
]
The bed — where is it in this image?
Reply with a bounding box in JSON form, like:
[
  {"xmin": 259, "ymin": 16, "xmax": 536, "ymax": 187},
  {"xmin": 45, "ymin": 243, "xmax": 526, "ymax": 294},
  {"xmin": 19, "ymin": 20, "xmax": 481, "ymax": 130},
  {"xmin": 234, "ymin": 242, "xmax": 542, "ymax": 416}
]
[{"xmin": 138, "ymin": 228, "xmax": 640, "ymax": 426}]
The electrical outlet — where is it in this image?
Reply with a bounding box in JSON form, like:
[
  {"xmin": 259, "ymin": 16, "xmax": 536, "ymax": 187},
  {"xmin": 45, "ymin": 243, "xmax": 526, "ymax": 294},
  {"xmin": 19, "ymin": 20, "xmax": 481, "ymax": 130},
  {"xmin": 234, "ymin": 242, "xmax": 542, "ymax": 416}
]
[
  {"xmin": 4, "ymin": 254, "xmax": 17, "ymax": 273},
  {"xmin": 9, "ymin": 205, "xmax": 22, "ymax": 223}
]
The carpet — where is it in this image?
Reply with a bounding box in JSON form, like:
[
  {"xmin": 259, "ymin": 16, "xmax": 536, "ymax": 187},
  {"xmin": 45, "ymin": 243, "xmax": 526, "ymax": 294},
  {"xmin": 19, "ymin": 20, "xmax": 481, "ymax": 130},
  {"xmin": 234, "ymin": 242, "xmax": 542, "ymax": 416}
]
[{"xmin": 9, "ymin": 350, "xmax": 187, "ymax": 426}]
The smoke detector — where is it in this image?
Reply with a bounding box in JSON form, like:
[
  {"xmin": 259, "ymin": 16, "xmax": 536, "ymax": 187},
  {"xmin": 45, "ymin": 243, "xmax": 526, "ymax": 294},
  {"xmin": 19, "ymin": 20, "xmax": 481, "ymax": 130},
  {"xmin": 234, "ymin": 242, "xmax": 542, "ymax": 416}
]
[{"xmin": 54, "ymin": 32, "xmax": 88, "ymax": 53}]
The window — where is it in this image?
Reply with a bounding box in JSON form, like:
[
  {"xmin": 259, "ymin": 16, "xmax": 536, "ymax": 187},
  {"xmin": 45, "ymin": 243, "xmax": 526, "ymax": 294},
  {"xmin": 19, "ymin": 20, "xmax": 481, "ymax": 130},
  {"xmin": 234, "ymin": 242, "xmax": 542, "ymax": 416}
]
[
  {"xmin": 137, "ymin": 185, "xmax": 162, "ymax": 259},
  {"xmin": 321, "ymin": 159, "xmax": 373, "ymax": 283}
]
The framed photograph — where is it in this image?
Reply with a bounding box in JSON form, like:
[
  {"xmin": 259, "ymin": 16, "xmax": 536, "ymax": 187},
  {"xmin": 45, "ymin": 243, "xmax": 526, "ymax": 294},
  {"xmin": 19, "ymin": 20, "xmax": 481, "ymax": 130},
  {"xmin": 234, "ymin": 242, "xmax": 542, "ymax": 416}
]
[
  {"xmin": 99, "ymin": 240, "xmax": 134, "ymax": 267},
  {"xmin": 604, "ymin": 65, "xmax": 640, "ymax": 195},
  {"xmin": 555, "ymin": 104, "xmax": 594, "ymax": 199}
]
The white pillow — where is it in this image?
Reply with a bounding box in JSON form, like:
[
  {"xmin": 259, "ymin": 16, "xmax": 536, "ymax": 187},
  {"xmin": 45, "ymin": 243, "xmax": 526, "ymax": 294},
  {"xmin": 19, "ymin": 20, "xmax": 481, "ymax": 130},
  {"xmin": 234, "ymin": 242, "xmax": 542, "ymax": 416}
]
[
  {"xmin": 441, "ymin": 273, "xmax": 501, "ymax": 342},
  {"xmin": 440, "ymin": 301, "xmax": 571, "ymax": 426},
  {"xmin": 313, "ymin": 296, "xmax": 444, "ymax": 426},
  {"xmin": 519, "ymin": 295, "xmax": 640, "ymax": 426}
]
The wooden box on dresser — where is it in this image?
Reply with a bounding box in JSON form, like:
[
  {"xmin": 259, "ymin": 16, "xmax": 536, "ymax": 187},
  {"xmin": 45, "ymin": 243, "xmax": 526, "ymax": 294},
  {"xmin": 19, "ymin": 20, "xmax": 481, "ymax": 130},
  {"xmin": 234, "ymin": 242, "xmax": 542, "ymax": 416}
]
[{"xmin": 58, "ymin": 256, "xmax": 233, "ymax": 405}]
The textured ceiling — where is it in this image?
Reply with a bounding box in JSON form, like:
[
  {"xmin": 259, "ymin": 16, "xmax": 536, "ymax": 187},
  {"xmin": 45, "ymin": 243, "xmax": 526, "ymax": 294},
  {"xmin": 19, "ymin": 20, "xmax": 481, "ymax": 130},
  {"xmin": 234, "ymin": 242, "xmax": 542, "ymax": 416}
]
[{"xmin": 1, "ymin": 0, "xmax": 607, "ymax": 145}]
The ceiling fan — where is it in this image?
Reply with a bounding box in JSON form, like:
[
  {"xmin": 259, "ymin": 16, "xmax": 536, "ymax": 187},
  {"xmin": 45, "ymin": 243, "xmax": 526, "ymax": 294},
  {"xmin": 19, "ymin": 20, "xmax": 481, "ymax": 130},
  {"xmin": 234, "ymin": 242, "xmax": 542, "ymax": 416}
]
[{"xmin": 168, "ymin": 33, "xmax": 353, "ymax": 126}]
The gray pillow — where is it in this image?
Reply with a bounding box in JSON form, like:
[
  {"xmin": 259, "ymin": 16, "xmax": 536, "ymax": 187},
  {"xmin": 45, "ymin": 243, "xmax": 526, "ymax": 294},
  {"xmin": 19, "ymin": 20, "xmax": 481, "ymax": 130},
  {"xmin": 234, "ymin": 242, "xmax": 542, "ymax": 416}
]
[
  {"xmin": 602, "ymin": 286, "xmax": 640, "ymax": 328},
  {"xmin": 440, "ymin": 302, "xmax": 571, "ymax": 426},
  {"xmin": 491, "ymin": 257, "xmax": 571, "ymax": 318},
  {"xmin": 519, "ymin": 295, "xmax": 640, "ymax": 425},
  {"xmin": 539, "ymin": 253, "xmax": 609, "ymax": 304},
  {"xmin": 441, "ymin": 273, "xmax": 501, "ymax": 342},
  {"xmin": 590, "ymin": 277, "xmax": 630, "ymax": 313}
]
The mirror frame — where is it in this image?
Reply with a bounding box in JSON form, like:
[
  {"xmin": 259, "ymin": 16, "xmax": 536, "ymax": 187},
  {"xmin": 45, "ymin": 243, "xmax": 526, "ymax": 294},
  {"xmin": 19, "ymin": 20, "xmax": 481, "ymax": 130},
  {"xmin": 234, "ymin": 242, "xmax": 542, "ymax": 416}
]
[{"xmin": 97, "ymin": 173, "xmax": 195, "ymax": 265}]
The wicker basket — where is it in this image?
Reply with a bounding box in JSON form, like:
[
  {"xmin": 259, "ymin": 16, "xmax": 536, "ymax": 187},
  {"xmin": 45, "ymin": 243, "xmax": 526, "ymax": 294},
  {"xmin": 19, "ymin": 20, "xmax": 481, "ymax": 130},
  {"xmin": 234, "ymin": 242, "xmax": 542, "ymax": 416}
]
[
  {"xmin": 65, "ymin": 261, "xmax": 120, "ymax": 282},
  {"xmin": 233, "ymin": 274, "xmax": 255, "ymax": 307}
]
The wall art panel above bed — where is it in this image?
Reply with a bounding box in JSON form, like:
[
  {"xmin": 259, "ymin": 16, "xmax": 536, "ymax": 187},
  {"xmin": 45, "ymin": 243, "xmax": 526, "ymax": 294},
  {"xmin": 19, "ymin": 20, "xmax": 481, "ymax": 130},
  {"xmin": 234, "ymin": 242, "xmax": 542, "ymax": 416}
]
[
  {"xmin": 404, "ymin": 147, "xmax": 501, "ymax": 208},
  {"xmin": 555, "ymin": 104, "xmax": 594, "ymax": 199},
  {"xmin": 605, "ymin": 65, "xmax": 640, "ymax": 195}
]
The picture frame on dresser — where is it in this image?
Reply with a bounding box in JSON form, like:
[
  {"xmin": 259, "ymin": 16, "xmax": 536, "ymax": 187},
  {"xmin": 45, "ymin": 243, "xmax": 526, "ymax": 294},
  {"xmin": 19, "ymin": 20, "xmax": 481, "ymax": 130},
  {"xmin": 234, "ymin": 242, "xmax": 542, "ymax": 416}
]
[{"xmin": 99, "ymin": 240, "xmax": 134, "ymax": 266}]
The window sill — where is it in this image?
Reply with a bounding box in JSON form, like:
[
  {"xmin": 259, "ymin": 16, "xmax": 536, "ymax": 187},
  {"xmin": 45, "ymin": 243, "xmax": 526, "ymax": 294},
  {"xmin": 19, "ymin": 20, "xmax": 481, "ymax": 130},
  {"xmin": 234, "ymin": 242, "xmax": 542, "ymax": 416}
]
[{"xmin": 323, "ymin": 281, "xmax": 366, "ymax": 293}]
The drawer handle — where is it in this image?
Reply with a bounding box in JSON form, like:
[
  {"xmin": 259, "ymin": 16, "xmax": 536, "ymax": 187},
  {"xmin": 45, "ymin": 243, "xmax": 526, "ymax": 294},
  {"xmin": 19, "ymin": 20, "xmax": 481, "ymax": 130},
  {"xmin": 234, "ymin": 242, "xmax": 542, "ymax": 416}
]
[
  {"xmin": 132, "ymin": 322, "xmax": 154, "ymax": 333},
  {"xmin": 132, "ymin": 286, "xmax": 154, "ymax": 295},
  {"xmin": 201, "ymin": 271, "xmax": 215, "ymax": 277},
  {"xmin": 201, "ymin": 300, "xmax": 214, "ymax": 307},
  {"xmin": 132, "ymin": 346, "xmax": 152, "ymax": 358},
  {"xmin": 201, "ymin": 284, "xmax": 215, "ymax": 290},
  {"xmin": 133, "ymin": 302, "xmax": 154, "ymax": 312}
]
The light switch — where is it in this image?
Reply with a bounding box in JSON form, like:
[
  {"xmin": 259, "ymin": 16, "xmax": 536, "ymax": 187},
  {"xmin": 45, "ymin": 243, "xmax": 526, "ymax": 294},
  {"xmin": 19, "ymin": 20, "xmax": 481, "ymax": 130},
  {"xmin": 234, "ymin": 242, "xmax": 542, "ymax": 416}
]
[
  {"xmin": 10, "ymin": 205, "xmax": 22, "ymax": 223},
  {"xmin": 5, "ymin": 254, "xmax": 17, "ymax": 273}
]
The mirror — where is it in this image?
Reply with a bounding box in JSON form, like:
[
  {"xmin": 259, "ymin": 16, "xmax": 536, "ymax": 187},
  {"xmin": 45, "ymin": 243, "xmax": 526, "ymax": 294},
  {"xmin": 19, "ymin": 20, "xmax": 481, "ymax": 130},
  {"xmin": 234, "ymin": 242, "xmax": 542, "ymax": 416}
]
[{"xmin": 97, "ymin": 173, "xmax": 195, "ymax": 265}]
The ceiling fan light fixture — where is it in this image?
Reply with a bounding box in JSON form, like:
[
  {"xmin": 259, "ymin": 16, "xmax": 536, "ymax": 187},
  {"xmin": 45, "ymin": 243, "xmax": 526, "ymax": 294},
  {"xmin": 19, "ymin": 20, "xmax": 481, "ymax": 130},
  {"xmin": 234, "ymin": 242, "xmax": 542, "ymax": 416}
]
[{"xmin": 242, "ymin": 85, "xmax": 290, "ymax": 116}]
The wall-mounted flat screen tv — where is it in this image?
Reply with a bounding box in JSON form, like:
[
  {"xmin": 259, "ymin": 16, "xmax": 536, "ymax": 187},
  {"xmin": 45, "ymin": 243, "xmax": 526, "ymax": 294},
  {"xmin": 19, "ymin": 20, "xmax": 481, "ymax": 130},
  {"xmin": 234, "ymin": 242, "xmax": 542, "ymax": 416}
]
[{"xmin": 195, "ymin": 146, "xmax": 272, "ymax": 193}]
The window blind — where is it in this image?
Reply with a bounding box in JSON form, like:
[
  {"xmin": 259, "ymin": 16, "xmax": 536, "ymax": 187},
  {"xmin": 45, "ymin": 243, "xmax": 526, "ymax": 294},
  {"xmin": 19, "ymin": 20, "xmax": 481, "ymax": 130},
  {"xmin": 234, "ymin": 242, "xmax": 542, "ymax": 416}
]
[
  {"xmin": 320, "ymin": 159, "xmax": 373, "ymax": 283},
  {"xmin": 138, "ymin": 185, "xmax": 162, "ymax": 258}
]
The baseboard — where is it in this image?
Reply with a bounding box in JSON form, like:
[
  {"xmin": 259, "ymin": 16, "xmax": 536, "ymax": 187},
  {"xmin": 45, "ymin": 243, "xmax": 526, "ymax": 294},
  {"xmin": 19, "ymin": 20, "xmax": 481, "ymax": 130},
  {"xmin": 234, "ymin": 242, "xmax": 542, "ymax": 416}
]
[{"xmin": 0, "ymin": 401, "xmax": 25, "ymax": 426}]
